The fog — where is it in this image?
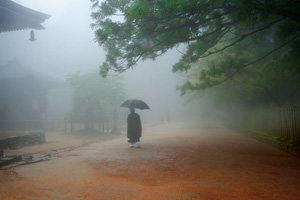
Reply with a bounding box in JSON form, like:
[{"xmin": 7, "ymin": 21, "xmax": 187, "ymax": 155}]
[{"xmin": 0, "ymin": 0, "xmax": 211, "ymax": 129}]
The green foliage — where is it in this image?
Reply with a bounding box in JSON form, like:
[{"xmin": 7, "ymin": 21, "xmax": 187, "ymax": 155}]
[
  {"xmin": 176, "ymin": 43, "xmax": 252, "ymax": 94},
  {"xmin": 66, "ymin": 71, "xmax": 125, "ymax": 128},
  {"xmin": 90, "ymin": 0, "xmax": 300, "ymax": 94},
  {"xmin": 181, "ymin": 44, "xmax": 300, "ymax": 107},
  {"xmin": 248, "ymin": 130, "xmax": 295, "ymax": 145}
]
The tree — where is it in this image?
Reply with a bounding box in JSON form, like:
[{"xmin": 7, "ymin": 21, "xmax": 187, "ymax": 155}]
[
  {"xmin": 66, "ymin": 71, "xmax": 125, "ymax": 131},
  {"xmin": 182, "ymin": 45, "xmax": 300, "ymax": 107},
  {"xmin": 90, "ymin": 0, "xmax": 300, "ymax": 89}
]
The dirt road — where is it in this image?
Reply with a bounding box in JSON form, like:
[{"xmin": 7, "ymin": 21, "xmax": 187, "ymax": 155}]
[{"xmin": 1, "ymin": 123, "xmax": 300, "ymax": 200}]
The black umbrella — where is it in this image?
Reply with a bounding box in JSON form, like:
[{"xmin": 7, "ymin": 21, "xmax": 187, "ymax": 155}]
[{"xmin": 120, "ymin": 99, "xmax": 150, "ymax": 110}]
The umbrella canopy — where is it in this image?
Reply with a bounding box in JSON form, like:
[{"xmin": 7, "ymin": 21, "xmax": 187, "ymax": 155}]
[{"xmin": 120, "ymin": 99, "xmax": 150, "ymax": 110}]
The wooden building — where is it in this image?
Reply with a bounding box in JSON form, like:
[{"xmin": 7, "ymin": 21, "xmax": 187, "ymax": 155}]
[
  {"xmin": 0, "ymin": 1, "xmax": 52, "ymax": 130},
  {"xmin": 0, "ymin": 0, "xmax": 51, "ymax": 33},
  {"xmin": 0, "ymin": 60, "xmax": 61, "ymax": 130}
]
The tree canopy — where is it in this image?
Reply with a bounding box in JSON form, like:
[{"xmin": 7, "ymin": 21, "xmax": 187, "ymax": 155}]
[
  {"xmin": 90, "ymin": 0, "xmax": 300, "ymax": 90},
  {"xmin": 181, "ymin": 42, "xmax": 300, "ymax": 107},
  {"xmin": 66, "ymin": 71, "xmax": 125, "ymax": 130}
]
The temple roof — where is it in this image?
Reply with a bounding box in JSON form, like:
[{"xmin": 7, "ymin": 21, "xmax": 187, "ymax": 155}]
[{"xmin": 0, "ymin": 0, "xmax": 51, "ymax": 32}]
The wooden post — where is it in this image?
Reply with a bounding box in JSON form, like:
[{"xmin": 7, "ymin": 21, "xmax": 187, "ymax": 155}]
[
  {"xmin": 70, "ymin": 120, "xmax": 74, "ymax": 133},
  {"xmin": 64, "ymin": 118, "xmax": 67, "ymax": 133}
]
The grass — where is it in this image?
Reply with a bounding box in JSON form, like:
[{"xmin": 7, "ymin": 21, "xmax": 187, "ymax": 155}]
[{"xmin": 245, "ymin": 129, "xmax": 296, "ymax": 145}]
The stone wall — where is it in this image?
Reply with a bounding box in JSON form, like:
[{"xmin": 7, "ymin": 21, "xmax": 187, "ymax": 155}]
[{"xmin": 0, "ymin": 132, "xmax": 45, "ymax": 150}]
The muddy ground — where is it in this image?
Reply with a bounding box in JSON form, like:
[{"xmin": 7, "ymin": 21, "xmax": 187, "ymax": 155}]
[{"xmin": 1, "ymin": 122, "xmax": 300, "ymax": 200}]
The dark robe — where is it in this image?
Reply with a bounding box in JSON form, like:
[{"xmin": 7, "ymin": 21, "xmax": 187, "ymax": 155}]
[{"xmin": 127, "ymin": 112, "xmax": 142, "ymax": 143}]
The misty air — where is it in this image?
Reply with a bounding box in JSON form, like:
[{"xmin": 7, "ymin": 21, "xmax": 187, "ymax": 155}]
[{"xmin": 0, "ymin": 0, "xmax": 300, "ymax": 199}]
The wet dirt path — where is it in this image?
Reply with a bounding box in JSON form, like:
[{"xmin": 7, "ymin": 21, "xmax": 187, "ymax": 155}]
[{"xmin": 1, "ymin": 123, "xmax": 300, "ymax": 200}]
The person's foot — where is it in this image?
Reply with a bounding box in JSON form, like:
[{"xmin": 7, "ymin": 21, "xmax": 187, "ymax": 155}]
[
  {"xmin": 133, "ymin": 141, "xmax": 140, "ymax": 148},
  {"xmin": 129, "ymin": 144, "xmax": 134, "ymax": 148}
]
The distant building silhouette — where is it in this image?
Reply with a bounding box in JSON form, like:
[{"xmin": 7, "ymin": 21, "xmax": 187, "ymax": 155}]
[{"xmin": 0, "ymin": 59, "xmax": 62, "ymax": 130}]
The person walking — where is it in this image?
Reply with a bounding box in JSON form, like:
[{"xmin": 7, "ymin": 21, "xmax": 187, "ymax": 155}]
[{"xmin": 127, "ymin": 108, "xmax": 142, "ymax": 148}]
